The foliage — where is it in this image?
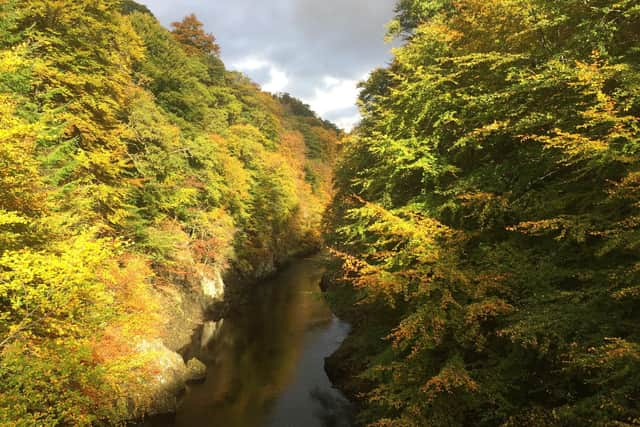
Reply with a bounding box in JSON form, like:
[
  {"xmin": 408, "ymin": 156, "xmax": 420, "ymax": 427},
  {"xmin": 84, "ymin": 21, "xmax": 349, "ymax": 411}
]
[
  {"xmin": 171, "ymin": 13, "xmax": 220, "ymax": 57},
  {"xmin": 327, "ymin": 0, "xmax": 640, "ymax": 426},
  {"xmin": 0, "ymin": 1, "xmax": 340, "ymax": 424}
]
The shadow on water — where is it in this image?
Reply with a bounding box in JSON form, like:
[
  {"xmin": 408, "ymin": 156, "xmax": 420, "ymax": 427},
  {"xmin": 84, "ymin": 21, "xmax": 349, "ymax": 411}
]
[
  {"xmin": 144, "ymin": 254, "xmax": 353, "ymax": 427},
  {"xmin": 310, "ymin": 388, "xmax": 353, "ymax": 427}
]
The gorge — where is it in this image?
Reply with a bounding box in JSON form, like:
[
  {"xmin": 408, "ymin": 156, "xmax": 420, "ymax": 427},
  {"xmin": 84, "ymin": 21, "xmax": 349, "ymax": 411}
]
[{"xmin": 2, "ymin": 1, "xmax": 640, "ymax": 426}]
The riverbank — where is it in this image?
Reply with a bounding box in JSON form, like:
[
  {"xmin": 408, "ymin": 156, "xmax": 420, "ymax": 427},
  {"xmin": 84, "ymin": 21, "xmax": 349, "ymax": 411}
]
[
  {"xmin": 321, "ymin": 266, "xmax": 366, "ymax": 418},
  {"xmin": 138, "ymin": 253, "xmax": 353, "ymax": 427},
  {"xmin": 320, "ymin": 262, "xmax": 401, "ymax": 426},
  {"xmin": 123, "ymin": 244, "xmax": 320, "ymax": 422}
]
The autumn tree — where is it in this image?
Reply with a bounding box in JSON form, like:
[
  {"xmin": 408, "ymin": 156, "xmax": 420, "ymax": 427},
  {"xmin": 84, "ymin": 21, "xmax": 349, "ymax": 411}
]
[
  {"xmin": 0, "ymin": 1, "xmax": 339, "ymax": 425},
  {"xmin": 171, "ymin": 13, "xmax": 220, "ymax": 57},
  {"xmin": 326, "ymin": 0, "xmax": 640, "ymax": 425}
]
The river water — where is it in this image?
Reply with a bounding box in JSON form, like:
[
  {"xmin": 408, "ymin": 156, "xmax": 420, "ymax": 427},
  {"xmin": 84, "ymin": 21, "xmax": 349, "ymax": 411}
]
[{"xmin": 149, "ymin": 254, "xmax": 352, "ymax": 427}]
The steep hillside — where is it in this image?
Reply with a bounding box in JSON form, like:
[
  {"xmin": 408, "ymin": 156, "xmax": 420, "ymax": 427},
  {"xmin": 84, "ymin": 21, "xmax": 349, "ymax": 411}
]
[
  {"xmin": 325, "ymin": 0, "xmax": 640, "ymax": 426},
  {"xmin": 0, "ymin": 1, "xmax": 339, "ymax": 424}
]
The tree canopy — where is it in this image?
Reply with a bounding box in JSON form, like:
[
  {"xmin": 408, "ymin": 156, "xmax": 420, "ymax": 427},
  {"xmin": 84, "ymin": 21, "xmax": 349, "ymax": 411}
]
[
  {"xmin": 0, "ymin": 1, "xmax": 339, "ymax": 424},
  {"xmin": 171, "ymin": 13, "xmax": 221, "ymax": 57},
  {"xmin": 326, "ymin": 0, "xmax": 640, "ymax": 425}
]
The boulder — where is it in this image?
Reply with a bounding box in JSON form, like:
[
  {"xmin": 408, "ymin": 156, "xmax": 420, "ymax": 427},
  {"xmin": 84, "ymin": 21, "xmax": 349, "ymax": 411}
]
[
  {"xmin": 133, "ymin": 339, "xmax": 188, "ymax": 416},
  {"xmin": 186, "ymin": 358, "xmax": 207, "ymax": 383},
  {"xmin": 201, "ymin": 268, "xmax": 225, "ymax": 302}
]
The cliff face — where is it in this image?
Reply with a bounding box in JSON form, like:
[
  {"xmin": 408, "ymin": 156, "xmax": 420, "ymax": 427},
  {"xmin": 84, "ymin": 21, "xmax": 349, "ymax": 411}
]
[
  {"xmin": 0, "ymin": 1, "xmax": 340, "ymax": 424},
  {"xmin": 126, "ymin": 268, "xmax": 223, "ymax": 418}
]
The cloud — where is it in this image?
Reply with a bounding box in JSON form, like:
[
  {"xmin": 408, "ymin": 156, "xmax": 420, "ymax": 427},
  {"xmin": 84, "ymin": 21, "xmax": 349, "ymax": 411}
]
[
  {"xmin": 232, "ymin": 57, "xmax": 270, "ymax": 71},
  {"xmin": 232, "ymin": 57, "xmax": 290, "ymax": 93},
  {"xmin": 335, "ymin": 114, "xmax": 362, "ymax": 132},
  {"xmin": 139, "ymin": 0, "xmax": 396, "ymax": 130},
  {"xmin": 305, "ymin": 76, "xmax": 360, "ymax": 116},
  {"xmin": 263, "ymin": 68, "xmax": 289, "ymax": 94}
]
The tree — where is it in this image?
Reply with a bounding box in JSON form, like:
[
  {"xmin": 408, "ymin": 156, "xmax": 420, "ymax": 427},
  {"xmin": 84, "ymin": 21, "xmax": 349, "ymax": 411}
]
[
  {"xmin": 327, "ymin": 0, "xmax": 640, "ymax": 425},
  {"xmin": 0, "ymin": 1, "xmax": 339, "ymax": 424},
  {"xmin": 171, "ymin": 13, "xmax": 220, "ymax": 57}
]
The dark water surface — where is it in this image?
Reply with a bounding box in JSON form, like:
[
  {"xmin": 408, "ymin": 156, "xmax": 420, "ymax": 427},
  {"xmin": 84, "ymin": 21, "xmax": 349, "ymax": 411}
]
[{"xmin": 150, "ymin": 255, "xmax": 352, "ymax": 427}]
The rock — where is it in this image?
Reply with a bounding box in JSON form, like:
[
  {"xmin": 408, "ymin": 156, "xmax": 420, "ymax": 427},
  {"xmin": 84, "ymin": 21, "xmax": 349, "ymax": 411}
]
[
  {"xmin": 155, "ymin": 283, "xmax": 204, "ymax": 352},
  {"xmin": 186, "ymin": 358, "xmax": 207, "ymax": 383},
  {"xmin": 133, "ymin": 339, "xmax": 188, "ymax": 416},
  {"xmin": 201, "ymin": 268, "xmax": 225, "ymax": 302}
]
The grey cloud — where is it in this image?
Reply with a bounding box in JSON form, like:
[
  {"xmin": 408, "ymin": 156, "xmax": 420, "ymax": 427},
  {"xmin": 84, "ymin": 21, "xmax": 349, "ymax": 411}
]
[
  {"xmin": 324, "ymin": 106, "xmax": 360, "ymax": 122},
  {"xmin": 244, "ymin": 67, "xmax": 272, "ymax": 86},
  {"xmin": 139, "ymin": 0, "xmax": 396, "ymax": 129}
]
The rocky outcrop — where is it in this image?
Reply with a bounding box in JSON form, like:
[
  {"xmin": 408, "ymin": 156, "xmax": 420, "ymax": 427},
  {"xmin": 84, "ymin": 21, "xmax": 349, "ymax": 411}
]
[
  {"xmin": 126, "ymin": 269, "xmax": 227, "ymax": 419},
  {"xmin": 186, "ymin": 358, "xmax": 207, "ymax": 383},
  {"xmin": 133, "ymin": 339, "xmax": 188, "ymax": 416},
  {"xmin": 201, "ymin": 268, "xmax": 225, "ymax": 303},
  {"xmin": 129, "ymin": 255, "xmax": 313, "ymax": 421}
]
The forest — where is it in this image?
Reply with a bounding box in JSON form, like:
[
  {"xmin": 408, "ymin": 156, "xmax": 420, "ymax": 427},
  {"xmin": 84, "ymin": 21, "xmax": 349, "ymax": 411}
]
[
  {"xmin": 0, "ymin": 0, "xmax": 339, "ymax": 424},
  {"xmin": 1, "ymin": 0, "xmax": 640, "ymax": 426},
  {"xmin": 325, "ymin": 0, "xmax": 640, "ymax": 426}
]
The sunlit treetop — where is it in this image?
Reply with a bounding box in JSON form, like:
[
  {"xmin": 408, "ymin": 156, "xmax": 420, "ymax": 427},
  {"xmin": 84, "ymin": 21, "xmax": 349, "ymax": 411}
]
[{"xmin": 171, "ymin": 13, "xmax": 220, "ymax": 57}]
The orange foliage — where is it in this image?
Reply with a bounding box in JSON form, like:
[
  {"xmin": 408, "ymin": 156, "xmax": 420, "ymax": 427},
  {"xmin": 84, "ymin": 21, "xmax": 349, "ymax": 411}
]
[
  {"xmin": 93, "ymin": 253, "xmax": 163, "ymax": 363},
  {"xmin": 171, "ymin": 14, "xmax": 220, "ymax": 56}
]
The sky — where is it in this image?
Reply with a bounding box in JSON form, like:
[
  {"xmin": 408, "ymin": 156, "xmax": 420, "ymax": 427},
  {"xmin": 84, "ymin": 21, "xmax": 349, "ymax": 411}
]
[{"xmin": 138, "ymin": 0, "xmax": 397, "ymax": 130}]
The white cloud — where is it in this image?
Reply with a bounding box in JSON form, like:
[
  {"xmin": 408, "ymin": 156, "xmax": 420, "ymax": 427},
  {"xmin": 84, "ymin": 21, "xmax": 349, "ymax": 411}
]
[
  {"xmin": 335, "ymin": 114, "xmax": 361, "ymax": 132},
  {"xmin": 262, "ymin": 68, "xmax": 289, "ymax": 93},
  {"xmin": 232, "ymin": 57, "xmax": 270, "ymax": 71},
  {"xmin": 231, "ymin": 61, "xmax": 366, "ymax": 130},
  {"xmin": 231, "ymin": 57, "xmax": 289, "ymax": 94},
  {"xmin": 304, "ymin": 76, "xmax": 361, "ymax": 117}
]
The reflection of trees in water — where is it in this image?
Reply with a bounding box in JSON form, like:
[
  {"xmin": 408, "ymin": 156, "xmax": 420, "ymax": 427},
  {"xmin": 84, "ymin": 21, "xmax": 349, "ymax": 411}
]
[
  {"xmin": 169, "ymin": 259, "xmax": 347, "ymax": 427},
  {"xmin": 310, "ymin": 387, "xmax": 353, "ymax": 427},
  {"xmin": 179, "ymin": 263, "xmax": 328, "ymax": 420}
]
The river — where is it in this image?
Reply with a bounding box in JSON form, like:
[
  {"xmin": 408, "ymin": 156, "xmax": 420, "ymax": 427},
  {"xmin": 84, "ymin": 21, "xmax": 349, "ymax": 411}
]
[{"xmin": 146, "ymin": 254, "xmax": 352, "ymax": 427}]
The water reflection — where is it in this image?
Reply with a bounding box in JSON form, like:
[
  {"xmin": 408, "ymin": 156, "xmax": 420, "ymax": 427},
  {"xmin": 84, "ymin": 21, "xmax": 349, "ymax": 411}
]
[
  {"xmin": 200, "ymin": 320, "xmax": 224, "ymax": 349},
  {"xmin": 310, "ymin": 388, "xmax": 353, "ymax": 427},
  {"xmin": 151, "ymin": 255, "xmax": 352, "ymax": 427}
]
